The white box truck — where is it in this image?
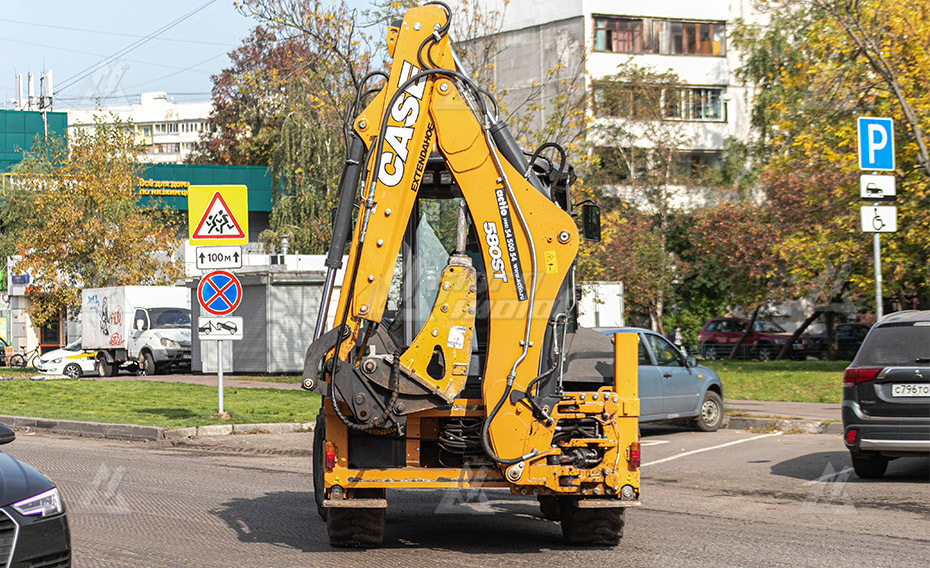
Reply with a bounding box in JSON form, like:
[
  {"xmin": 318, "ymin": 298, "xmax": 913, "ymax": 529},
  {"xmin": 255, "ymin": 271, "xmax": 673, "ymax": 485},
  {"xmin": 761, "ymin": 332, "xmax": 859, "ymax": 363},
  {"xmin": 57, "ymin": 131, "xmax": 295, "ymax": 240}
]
[{"xmin": 81, "ymin": 286, "xmax": 192, "ymax": 376}]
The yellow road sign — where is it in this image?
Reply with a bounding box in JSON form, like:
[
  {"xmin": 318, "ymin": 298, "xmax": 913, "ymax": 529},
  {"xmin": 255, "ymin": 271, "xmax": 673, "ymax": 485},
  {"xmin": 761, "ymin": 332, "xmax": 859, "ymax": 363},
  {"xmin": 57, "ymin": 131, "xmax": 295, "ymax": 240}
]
[{"xmin": 188, "ymin": 185, "xmax": 249, "ymax": 245}]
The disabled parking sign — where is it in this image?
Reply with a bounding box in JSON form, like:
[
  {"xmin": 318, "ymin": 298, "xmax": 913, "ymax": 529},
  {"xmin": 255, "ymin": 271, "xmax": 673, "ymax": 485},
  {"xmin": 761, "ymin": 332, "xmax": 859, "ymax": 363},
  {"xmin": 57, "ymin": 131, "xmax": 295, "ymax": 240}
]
[{"xmin": 857, "ymin": 117, "xmax": 894, "ymax": 171}]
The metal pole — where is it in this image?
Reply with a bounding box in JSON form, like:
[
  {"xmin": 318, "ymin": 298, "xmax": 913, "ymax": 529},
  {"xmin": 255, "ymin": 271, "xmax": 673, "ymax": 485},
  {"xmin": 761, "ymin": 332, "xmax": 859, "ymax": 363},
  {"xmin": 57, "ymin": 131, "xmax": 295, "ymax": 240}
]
[
  {"xmin": 873, "ymin": 233, "xmax": 883, "ymax": 319},
  {"xmin": 217, "ymin": 340, "xmax": 224, "ymax": 414}
]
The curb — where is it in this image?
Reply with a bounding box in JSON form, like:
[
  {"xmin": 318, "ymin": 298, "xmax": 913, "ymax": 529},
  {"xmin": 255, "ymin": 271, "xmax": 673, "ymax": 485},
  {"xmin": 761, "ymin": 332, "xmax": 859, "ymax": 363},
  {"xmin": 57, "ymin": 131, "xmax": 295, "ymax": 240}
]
[
  {"xmin": 2, "ymin": 413, "xmax": 837, "ymax": 442},
  {"xmin": 0, "ymin": 414, "xmax": 314, "ymax": 442},
  {"xmin": 724, "ymin": 415, "xmax": 842, "ymax": 435},
  {"xmin": 0, "ymin": 414, "xmax": 165, "ymax": 442}
]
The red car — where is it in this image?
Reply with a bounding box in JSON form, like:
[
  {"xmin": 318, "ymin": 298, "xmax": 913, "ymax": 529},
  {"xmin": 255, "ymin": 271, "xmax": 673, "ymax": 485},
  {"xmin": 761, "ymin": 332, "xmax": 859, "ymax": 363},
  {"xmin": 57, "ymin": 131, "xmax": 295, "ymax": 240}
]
[{"xmin": 698, "ymin": 317, "xmax": 803, "ymax": 360}]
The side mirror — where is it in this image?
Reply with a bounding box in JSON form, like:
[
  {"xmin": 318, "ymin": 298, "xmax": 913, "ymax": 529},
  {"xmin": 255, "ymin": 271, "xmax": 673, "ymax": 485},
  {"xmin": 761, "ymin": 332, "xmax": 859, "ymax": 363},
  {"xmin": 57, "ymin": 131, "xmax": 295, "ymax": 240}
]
[
  {"xmin": 135, "ymin": 319, "xmax": 146, "ymax": 331},
  {"xmin": 0, "ymin": 424, "xmax": 15, "ymax": 445},
  {"xmin": 686, "ymin": 356, "xmax": 698, "ymax": 368},
  {"xmin": 581, "ymin": 203, "xmax": 601, "ymax": 242}
]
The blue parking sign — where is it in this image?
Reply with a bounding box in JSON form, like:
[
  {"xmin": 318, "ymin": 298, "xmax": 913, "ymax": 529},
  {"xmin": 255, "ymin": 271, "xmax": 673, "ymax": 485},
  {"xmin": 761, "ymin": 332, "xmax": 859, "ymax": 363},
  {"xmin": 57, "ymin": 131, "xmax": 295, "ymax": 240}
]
[{"xmin": 857, "ymin": 117, "xmax": 894, "ymax": 171}]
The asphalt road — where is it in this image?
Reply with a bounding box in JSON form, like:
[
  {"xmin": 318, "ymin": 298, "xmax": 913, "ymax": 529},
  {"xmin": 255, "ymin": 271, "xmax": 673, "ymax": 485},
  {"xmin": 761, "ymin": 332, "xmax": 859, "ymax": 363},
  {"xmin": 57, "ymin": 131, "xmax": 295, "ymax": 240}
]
[{"xmin": 5, "ymin": 426, "xmax": 928, "ymax": 567}]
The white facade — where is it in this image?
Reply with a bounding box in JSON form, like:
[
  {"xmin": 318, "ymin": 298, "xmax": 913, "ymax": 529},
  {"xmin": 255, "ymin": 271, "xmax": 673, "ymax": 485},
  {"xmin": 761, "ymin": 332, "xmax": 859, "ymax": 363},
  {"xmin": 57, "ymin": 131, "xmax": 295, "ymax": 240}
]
[
  {"xmin": 67, "ymin": 92, "xmax": 211, "ymax": 164},
  {"xmin": 468, "ymin": 0, "xmax": 763, "ymax": 205}
]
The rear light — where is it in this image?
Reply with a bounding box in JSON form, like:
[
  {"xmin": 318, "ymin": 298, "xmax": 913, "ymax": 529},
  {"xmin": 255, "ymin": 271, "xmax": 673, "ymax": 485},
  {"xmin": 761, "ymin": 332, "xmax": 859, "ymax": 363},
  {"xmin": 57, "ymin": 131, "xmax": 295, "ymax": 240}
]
[
  {"xmin": 845, "ymin": 429, "xmax": 858, "ymax": 445},
  {"xmin": 842, "ymin": 367, "xmax": 883, "ymax": 388},
  {"xmin": 629, "ymin": 441, "xmax": 641, "ymax": 469},
  {"xmin": 323, "ymin": 441, "xmax": 336, "ymax": 471}
]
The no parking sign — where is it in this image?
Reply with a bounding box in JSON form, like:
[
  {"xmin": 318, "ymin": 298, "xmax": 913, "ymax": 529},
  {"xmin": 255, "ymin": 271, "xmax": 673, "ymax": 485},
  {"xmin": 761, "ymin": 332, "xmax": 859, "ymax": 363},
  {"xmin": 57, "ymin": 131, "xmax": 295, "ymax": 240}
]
[{"xmin": 198, "ymin": 271, "xmax": 242, "ymax": 316}]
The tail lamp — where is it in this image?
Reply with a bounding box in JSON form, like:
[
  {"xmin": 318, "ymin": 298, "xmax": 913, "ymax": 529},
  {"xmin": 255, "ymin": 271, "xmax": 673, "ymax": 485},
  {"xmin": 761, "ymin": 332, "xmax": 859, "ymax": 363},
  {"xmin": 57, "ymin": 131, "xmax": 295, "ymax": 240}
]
[
  {"xmin": 629, "ymin": 441, "xmax": 641, "ymax": 469},
  {"xmin": 845, "ymin": 429, "xmax": 858, "ymax": 446},
  {"xmin": 843, "ymin": 367, "xmax": 883, "ymax": 388},
  {"xmin": 323, "ymin": 441, "xmax": 336, "ymax": 471}
]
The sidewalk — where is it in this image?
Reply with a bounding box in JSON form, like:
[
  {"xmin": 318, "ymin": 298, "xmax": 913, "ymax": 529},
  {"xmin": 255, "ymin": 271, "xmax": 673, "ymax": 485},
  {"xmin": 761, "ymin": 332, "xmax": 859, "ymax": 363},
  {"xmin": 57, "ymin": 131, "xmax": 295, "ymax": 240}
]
[
  {"xmin": 724, "ymin": 398, "xmax": 842, "ymax": 434},
  {"xmin": 724, "ymin": 399, "xmax": 840, "ymax": 422}
]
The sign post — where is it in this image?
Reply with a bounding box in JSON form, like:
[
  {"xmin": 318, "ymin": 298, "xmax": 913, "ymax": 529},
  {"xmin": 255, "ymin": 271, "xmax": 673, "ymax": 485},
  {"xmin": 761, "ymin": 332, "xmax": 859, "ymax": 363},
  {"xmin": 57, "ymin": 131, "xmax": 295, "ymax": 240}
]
[
  {"xmin": 857, "ymin": 117, "xmax": 895, "ymax": 319},
  {"xmin": 197, "ymin": 271, "xmax": 244, "ymax": 415}
]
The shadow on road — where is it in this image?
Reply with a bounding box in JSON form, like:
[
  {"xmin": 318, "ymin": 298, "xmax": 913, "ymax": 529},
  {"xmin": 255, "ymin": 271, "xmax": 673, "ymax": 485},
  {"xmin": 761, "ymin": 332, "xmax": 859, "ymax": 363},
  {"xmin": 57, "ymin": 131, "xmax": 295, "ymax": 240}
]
[
  {"xmin": 211, "ymin": 491, "xmax": 324, "ymax": 552},
  {"xmin": 212, "ymin": 489, "xmax": 609, "ymax": 552},
  {"xmin": 770, "ymin": 450, "xmax": 930, "ymax": 483}
]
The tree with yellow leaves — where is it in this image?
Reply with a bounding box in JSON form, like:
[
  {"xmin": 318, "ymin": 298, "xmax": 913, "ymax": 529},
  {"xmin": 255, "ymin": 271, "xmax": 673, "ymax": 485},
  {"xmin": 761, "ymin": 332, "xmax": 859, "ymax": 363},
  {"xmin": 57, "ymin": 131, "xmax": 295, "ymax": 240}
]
[
  {"xmin": 733, "ymin": 0, "xmax": 930, "ymax": 314},
  {"xmin": 2, "ymin": 116, "xmax": 184, "ymax": 326}
]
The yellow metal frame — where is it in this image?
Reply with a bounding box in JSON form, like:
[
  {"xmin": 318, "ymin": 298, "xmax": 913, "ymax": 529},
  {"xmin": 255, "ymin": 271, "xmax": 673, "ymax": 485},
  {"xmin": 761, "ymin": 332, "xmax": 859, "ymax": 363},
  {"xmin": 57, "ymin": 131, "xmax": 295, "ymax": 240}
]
[{"xmin": 320, "ymin": 5, "xmax": 640, "ymax": 502}]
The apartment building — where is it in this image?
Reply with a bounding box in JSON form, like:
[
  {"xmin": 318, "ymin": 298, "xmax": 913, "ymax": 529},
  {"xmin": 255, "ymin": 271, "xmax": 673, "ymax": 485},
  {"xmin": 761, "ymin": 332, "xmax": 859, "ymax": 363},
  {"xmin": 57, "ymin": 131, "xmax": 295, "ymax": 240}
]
[
  {"xmin": 67, "ymin": 91, "xmax": 211, "ymax": 164},
  {"xmin": 474, "ymin": 0, "xmax": 761, "ymax": 204}
]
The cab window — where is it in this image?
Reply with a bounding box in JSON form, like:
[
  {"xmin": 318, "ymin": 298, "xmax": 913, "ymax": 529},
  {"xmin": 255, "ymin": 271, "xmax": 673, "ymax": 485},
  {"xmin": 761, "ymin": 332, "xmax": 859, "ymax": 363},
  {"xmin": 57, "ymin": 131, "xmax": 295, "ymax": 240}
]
[
  {"xmin": 638, "ymin": 339, "xmax": 651, "ymax": 365},
  {"xmin": 647, "ymin": 334, "xmax": 684, "ymax": 366}
]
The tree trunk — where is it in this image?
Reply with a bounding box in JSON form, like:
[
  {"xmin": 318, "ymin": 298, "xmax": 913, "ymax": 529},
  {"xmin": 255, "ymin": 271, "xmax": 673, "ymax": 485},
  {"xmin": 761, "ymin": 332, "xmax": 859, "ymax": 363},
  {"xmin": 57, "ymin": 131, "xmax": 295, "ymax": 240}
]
[
  {"xmin": 776, "ymin": 310, "xmax": 822, "ymax": 360},
  {"xmin": 728, "ymin": 305, "xmax": 761, "ymax": 359},
  {"xmin": 825, "ymin": 310, "xmax": 837, "ymax": 361}
]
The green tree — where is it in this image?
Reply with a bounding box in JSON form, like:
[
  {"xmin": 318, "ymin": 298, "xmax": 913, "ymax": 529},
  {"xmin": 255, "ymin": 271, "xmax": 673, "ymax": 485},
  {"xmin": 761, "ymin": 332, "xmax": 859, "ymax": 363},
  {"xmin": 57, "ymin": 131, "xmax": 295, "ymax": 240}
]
[
  {"xmin": 733, "ymin": 0, "xmax": 930, "ymax": 312},
  {"xmin": 1, "ymin": 116, "xmax": 183, "ymax": 325}
]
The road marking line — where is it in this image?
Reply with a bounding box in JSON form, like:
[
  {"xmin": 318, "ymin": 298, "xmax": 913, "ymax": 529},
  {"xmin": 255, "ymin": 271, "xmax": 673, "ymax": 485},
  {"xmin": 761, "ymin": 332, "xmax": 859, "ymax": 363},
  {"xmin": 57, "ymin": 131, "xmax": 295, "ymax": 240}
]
[
  {"xmin": 640, "ymin": 440, "xmax": 671, "ymax": 446},
  {"xmin": 640, "ymin": 432, "xmax": 783, "ymax": 467}
]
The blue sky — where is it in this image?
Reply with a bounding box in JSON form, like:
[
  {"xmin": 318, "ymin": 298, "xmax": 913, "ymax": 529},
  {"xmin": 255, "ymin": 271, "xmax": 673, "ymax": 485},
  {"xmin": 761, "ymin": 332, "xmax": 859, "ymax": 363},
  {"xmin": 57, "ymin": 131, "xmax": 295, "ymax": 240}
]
[{"xmin": 0, "ymin": 0, "xmax": 372, "ymax": 110}]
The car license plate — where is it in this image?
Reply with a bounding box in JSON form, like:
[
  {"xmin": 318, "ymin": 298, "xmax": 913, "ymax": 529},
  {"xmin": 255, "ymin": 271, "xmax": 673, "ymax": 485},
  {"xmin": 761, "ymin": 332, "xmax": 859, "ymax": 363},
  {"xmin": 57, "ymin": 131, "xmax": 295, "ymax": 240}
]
[{"xmin": 891, "ymin": 384, "xmax": 930, "ymax": 397}]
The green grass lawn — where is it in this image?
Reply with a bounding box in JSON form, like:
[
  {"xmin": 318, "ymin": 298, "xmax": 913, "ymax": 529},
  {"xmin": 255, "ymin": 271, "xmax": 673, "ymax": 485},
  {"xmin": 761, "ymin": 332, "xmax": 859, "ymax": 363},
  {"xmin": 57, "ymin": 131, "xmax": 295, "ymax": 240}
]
[
  {"xmin": 0, "ymin": 379, "xmax": 320, "ymax": 428},
  {"xmin": 702, "ymin": 359, "xmax": 848, "ymax": 403}
]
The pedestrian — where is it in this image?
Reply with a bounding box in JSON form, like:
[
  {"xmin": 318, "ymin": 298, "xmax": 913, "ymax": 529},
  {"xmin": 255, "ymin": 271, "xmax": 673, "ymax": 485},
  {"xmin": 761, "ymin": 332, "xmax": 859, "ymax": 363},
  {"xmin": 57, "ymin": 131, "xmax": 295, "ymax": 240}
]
[{"xmin": 671, "ymin": 325, "xmax": 686, "ymax": 356}]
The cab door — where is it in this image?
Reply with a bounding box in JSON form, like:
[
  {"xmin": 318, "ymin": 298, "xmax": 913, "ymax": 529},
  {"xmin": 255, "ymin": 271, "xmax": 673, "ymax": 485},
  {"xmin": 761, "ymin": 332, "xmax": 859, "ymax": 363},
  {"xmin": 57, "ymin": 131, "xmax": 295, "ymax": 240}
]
[
  {"xmin": 634, "ymin": 332, "xmax": 664, "ymax": 420},
  {"xmin": 645, "ymin": 332, "xmax": 700, "ymax": 416}
]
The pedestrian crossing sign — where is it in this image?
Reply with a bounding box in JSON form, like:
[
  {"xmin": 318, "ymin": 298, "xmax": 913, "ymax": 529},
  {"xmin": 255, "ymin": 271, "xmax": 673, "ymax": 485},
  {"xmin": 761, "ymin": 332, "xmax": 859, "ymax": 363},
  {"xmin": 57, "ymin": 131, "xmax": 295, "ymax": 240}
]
[{"xmin": 188, "ymin": 185, "xmax": 249, "ymax": 245}]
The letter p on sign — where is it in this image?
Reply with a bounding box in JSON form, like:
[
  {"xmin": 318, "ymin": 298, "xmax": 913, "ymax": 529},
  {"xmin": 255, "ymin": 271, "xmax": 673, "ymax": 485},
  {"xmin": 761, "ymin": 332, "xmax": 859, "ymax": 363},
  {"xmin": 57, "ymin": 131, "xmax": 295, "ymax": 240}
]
[{"xmin": 857, "ymin": 117, "xmax": 894, "ymax": 171}]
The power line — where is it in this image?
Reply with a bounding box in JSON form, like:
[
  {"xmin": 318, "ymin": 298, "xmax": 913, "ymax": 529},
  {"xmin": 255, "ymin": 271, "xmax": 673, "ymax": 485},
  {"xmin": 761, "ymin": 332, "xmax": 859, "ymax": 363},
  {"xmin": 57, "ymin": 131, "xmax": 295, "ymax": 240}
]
[
  {"xmin": 56, "ymin": 0, "xmax": 219, "ymax": 94},
  {"xmin": 0, "ymin": 17, "xmax": 236, "ymax": 47},
  {"xmin": 124, "ymin": 53, "xmax": 228, "ymax": 90},
  {"xmin": 0, "ymin": 36, "xmax": 216, "ymax": 74}
]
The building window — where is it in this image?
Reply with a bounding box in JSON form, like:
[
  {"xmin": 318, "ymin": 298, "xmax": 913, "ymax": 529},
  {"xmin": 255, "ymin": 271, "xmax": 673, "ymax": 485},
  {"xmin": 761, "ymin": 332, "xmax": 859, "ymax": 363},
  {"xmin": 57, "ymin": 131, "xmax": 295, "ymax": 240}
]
[
  {"xmin": 593, "ymin": 82, "xmax": 663, "ymax": 119},
  {"xmin": 670, "ymin": 21, "xmax": 725, "ymax": 56},
  {"xmin": 594, "ymin": 17, "xmax": 643, "ymax": 53},
  {"xmin": 662, "ymin": 87, "xmax": 725, "ymax": 121},
  {"xmin": 153, "ymin": 143, "xmax": 180, "ymax": 154},
  {"xmin": 675, "ymin": 150, "xmax": 723, "ymax": 179},
  {"xmin": 594, "ymin": 16, "xmax": 725, "ymax": 57},
  {"xmin": 595, "ymin": 146, "xmax": 649, "ymax": 182}
]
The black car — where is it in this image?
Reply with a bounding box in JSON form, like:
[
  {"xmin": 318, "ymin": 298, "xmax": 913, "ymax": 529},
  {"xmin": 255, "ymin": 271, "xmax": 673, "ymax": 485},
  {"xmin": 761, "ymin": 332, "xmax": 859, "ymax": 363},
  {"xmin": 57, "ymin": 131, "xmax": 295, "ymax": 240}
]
[
  {"xmin": 842, "ymin": 311, "xmax": 930, "ymax": 478},
  {"xmin": 0, "ymin": 424, "xmax": 72, "ymax": 567},
  {"xmin": 803, "ymin": 323, "xmax": 871, "ymax": 360}
]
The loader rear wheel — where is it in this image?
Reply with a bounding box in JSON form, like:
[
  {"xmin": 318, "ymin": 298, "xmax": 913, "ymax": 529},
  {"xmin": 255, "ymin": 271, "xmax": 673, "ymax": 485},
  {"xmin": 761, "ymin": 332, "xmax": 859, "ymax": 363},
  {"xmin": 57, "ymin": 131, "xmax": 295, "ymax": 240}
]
[
  {"xmin": 537, "ymin": 496, "xmax": 561, "ymax": 521},
  {"xmin": 312, "ymin": 411, "xmax": 327, "ymax": 521},
  {"xmin": 559, "ymin": 499, "xmax": 624, "ymax": 547},
  {"xmin": 326, "ymin": 489, "xmax": 385, "ymax": 548}
]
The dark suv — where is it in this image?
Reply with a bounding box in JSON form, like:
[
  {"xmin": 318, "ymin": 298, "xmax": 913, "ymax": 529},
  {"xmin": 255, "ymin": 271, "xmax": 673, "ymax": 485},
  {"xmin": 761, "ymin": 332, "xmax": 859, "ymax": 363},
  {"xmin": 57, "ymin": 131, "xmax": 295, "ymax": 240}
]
[
  {"xmin": 842, "ymin": 310, "xmax": 930, "ymax": 478},
  {"xmin": 698, "ymin": 317, "xmax": 802, "ymax": 360}
]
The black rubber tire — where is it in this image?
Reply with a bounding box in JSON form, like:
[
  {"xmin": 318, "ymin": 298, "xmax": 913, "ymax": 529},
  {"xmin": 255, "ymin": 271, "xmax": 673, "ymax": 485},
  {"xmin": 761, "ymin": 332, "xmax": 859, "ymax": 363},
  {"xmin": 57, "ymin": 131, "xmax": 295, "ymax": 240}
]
[
  {"xmin": 63, "ymin": 363, "xmax": 83, "ymax": 378},
  {"xmin": 327, "ymin": 489, "xmax": 386, "ymax": 548},
  {"xmin": 139, "ymin": 352, "xmax": 156, "ymax": 376},
  {"xmin": 754, "ymin": 342, "xmax": 774, "ymax": 361},
  {"xmin": 559, "ymin": 499, "xmax": 624, "ymax": 546},
  {"xmin": 97, "ymin": 357, "xmax": 116, "ymax": 377},
  {"xmin": 312, "ymin": 411, "xmax": 328, "ymax": 521},
  {"xmin": 9, "ymin": 354, "xmax": 25, "ymax": 368},
  {"xmin": 538, "ymin": 495, "xmax": 561, "ymax": 521},
  {"xmin": 701, "ymin": 342, "xmax": 717, "ymax": 360},
  {"xmin": 850, "ymin": 452, "xmax": 888, "ymax": 479},
  {"xmin": 695, "ymin": 390, "xmax": 724, "ymax": 432}
]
